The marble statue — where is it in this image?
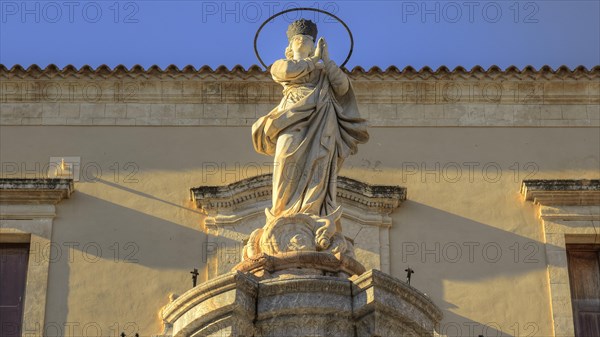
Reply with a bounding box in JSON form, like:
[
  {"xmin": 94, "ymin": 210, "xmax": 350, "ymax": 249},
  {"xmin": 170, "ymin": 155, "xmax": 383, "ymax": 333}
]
[{"xmin": 243, "ymin": 19, "xmax": 368, "ymax": 271}]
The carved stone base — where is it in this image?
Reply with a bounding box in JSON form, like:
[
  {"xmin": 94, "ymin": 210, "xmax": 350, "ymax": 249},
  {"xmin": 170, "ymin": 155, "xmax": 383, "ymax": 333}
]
[
  {"xmin": 255, "ymin": 275, "xmax": 355, "ymax": 337},
  {"xmin": 160, "ymin": 270, "xmax": 442, "ymax": 337},
  {"xmin": 233, "ymin": 251, "xmax": 366, "ymax": 279}
]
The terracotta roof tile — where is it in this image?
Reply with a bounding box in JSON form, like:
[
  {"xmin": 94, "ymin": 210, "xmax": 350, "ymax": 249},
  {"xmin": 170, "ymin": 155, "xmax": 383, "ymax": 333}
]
[{"xmin": 1, "ymin": 64, "xmax": 598, "ymax": 80}]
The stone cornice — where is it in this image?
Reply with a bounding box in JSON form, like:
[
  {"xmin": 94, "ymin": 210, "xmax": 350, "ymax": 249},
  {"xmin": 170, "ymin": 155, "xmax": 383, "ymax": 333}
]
[
  {"xmin": 258, "ymin": 275, "xmax": 351, "ymax": 297},
  {"xmin": 190, "ymin": 174, "xmax": 406, "ymax": 216},
  {"xmin": 520, "ymin": 179, "xmax": 600, "ymax": 206},
  {"xmin": 0, "ymin": 178, "xmax": 74, "ymax": 204},
  {"xmin": 2, "ymin": 64, "xmax": 599, "ymax": 81},
  {"xmin": 2, "ymin": 64, "xmax": 597, "ymax": 127}
]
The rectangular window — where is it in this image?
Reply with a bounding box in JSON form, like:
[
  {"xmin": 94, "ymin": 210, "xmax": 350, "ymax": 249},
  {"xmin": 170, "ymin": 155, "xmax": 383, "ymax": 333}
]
[
  {"xmin": 566, "ymin": 243, "xmax": 600, "ymax": 336},
  {"xmin": 0, "ymin": 243, "xmax": 30, "ymax": 337}
]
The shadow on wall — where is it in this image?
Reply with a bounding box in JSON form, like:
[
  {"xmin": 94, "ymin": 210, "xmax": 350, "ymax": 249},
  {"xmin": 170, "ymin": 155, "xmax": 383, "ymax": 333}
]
[
  {"xmin": 4, "ymin": 128, "xmax": 597, "ymax": 181},
  {"xmin": 44, "ymin": 190, "xmax": 207, "ymax": 337},
  {"xmin": 38, "ymin": 172, "xmax": 562, "ymax": 337},
  {"xmin": 390, "ymin": 201, "xmax": 557, "ymax": 337},
  {"xmin": 96, "ymin": 178, "xmax": 205, "ymax": 216}
]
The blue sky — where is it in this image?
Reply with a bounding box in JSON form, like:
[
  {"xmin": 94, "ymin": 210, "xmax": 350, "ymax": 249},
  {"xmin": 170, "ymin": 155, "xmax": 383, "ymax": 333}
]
[{"xmin": 1, "ymin": 0, "xmax": 599, "ymax": 70}]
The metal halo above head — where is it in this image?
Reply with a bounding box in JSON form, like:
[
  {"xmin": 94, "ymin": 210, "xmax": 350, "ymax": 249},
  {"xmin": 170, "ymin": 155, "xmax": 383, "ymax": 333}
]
[{"xmin": 254, "ymin": 7, "xmax": 354, "ymax": 70}]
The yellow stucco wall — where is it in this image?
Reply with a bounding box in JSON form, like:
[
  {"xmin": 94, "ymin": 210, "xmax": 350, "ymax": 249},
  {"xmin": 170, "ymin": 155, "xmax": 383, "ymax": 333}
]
[{"xmin": 1, "ymin": 125, "xmax": 598, "ymax": 336}]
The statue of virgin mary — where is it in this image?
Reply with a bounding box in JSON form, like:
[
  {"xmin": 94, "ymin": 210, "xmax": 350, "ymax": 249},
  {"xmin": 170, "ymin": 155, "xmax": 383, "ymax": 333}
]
[{"xmin": 252, "ymin": 19, "xmax": 369, "ymax": 227}]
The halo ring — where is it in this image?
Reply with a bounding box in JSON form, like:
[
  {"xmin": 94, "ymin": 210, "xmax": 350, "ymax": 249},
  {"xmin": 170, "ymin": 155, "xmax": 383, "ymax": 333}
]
[{"xmin": 254, "ymin": 8, "xmax": 354, "ymax": 69}]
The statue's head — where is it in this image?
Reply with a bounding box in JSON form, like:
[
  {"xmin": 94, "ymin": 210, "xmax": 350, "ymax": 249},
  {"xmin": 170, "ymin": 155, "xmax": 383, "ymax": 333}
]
[{"xmin": 285, "ymin": 19, "xmax": 318, "ymax": 59}]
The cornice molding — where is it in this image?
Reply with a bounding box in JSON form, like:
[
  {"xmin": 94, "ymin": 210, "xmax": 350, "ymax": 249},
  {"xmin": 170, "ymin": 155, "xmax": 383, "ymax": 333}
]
[
  {"xmin": 0, "ymin": 178, "xmax": 75, "ymax": 205},
  {"xmin": 190, "ymin": 174, "xmax": 406, "ymax": 217},
  {"xmin": 520, "ymin": 179, "xmax": 600, "ymax": 206},
  {"xmin": 2, "ymin": 64, "xmax": 598, "ymax": 81}
]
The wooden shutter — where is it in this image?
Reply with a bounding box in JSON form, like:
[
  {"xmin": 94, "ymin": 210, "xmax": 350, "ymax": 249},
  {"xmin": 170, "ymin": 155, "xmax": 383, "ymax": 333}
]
[
  {"xmin": 567, "ymin": 244, "xmax": 600, "ymax": 337},
  {"xmin": 0, "ymin": 243, "xmax": 30, "ymax": 337}
]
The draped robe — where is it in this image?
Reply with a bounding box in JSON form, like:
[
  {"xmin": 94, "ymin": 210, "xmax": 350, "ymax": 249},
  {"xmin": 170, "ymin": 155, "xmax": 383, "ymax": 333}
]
[{"xmin": 252, "ymin": 58, "xmax": 369, "ymax": 219}]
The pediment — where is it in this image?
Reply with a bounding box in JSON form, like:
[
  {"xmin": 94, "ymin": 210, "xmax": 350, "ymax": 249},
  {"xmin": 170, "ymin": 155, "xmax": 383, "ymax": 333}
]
[
  {"xmin": 189, "ymin": 175, "xmax": 407, "ymax": 277},
  {"xmin": 191, "ymin": 174, "xmax": 405, "ymax": 227}
]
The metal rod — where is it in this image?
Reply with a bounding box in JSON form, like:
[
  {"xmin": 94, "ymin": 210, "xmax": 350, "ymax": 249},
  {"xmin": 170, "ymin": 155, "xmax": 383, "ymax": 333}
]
[
  {"xmin": 190, "ymin": 268, "xmax": 199, "ymax": 287},
  {"xmin": 405, "ymin": 267, "xmax": 414, "ymax": 285}
]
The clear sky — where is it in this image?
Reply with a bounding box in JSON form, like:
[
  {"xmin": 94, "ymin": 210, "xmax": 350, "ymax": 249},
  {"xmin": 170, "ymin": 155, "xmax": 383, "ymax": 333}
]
[{"xmin": 1, "ymin": 0, "xmax": 599, "ymax": 70}]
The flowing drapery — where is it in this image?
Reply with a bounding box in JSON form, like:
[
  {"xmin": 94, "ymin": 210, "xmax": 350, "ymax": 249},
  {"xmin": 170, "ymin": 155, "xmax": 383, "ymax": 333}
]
[{"xmin": 252, "ymin": 58, "xmax": 369, "ymax": 218}]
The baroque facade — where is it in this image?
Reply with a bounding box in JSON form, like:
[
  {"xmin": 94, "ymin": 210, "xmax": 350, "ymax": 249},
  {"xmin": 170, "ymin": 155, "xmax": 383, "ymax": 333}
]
[{"xmin": 0, "ymin": 64, "xmax": 599, "ymax": 336}]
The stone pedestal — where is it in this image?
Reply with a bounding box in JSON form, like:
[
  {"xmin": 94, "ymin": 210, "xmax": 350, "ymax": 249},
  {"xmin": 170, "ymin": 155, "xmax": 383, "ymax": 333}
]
[
  {"xmin": 160, "ymin": 272, "xmax": 257, "ymax": 337},
  {"xmin": 255, "ymin": 275, "xmax": 355, "ymax": 337},
  {"xmin": 161, "ymin": 270, "xmax": 442, "ymax": 337},
  {"xmin": 353, "ymin": 271, "xmax": 442, "ymax": 337}
]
